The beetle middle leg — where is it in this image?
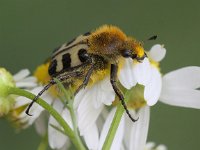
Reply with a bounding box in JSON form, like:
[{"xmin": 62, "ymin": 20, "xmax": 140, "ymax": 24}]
[{"xmin": 74, "ymin": 64, "xmax": 95, "ymax": 95}]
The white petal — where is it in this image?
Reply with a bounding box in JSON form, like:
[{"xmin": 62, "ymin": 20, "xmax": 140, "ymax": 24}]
[
  {"xmin": 73, "ymin": 89, "xmax": 87, "ymax": 109},
  {"xmin": 16, "ymin": 82, "xmax": 37, "ymax": 88},
  {"xmin": 34, "ymin": 112, "xmax": 47, "ymax": 136},
  {"xmin": 13, "ymin": 69, "xmax": 30, "ymax": 81},
  {"xmin": 58, "ymin": 141, "xmax": 71, "ymax": 150},
  {"xmin": 119, "ymin": 58, "xmax": 137, "ymax": 89},
  {"xmin": 162, "ymin": 66, "xmax": 200, "ymax": 89},
  {"xmin": 15, "ymin": 86, "xmax": 53, "ymax": 126},
  {"xmin": 15, "ymin": 76, "xmax": 37, "ymax": 88},
  {"xmin": 134, "ymin": 58, "xmax": 152, "ymax": 86},
  {"xmin": 96, "ymin": 107, "xmax": 109, "ymax": 132},
  {"xmin": 62, "ymin": 108, "xmax": 73, "ymax": 129},
  {"xmin": 14, "ymin": 86, "xmax": 45, "ymax": 108},
  {"xmin": 145, "ymin": 142, "xmax": 156, "ymax": 150},
  {"xmin": 156, "ymin": 144, "xmax": 168, "ymax": 150},
  {"xmin": 160, "ymin": 88, "xmax": 200, "ymax": 109},
  {"xmin": 15, "ymin": 95, "xmax": 31, "ymax": 108},
  {"xmin": 149, "ymin": 44, "xmax": 166, "ymax": 62},
  {"xmin": 21, "ymin": 76, "xmax": 37, "ymax": 82},
  {"xmin": 48, "ymin": 100, "xmax": 67, "ymax": 149},
  {"xmin": 129, "ymin": 106, "xmax": 150, "ymax": 150},
  {"xmin": 77, "ymin": 77, "xmax": 115, "ymax": 135},
  {"xmin": 123, "ymin": 110, "xmax": 136, "ymax": 149},
  {"xmin": 90, "ymin": 77, "xmax": 115, "ymax": 108},
  {"xmin": 144, "ymin": 67, "xmax": 162, "ymax": 106},
  {"xmin": 77, "ymin": 91, "xmax": 103, "ymax": 135},
  {"xmin": 98, "ymin": 108, "xmax": 125, "ymax": 150},
  {"xmin": 83, "ymin": 124, "xmax": 99, "ymax": 150}
]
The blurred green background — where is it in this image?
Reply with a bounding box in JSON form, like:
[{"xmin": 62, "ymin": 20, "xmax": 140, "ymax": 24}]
[{"xmin": 0, "ymin": 0, "xmax": 200, "ymax": 150}]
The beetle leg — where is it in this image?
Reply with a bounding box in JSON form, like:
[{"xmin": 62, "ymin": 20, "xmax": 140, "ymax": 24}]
[
  {"xmin": 110, "ymin": 64, "xmax": 138, "ymax": 122},
  {"xmin": 25, "ymin": 71, "xmax": 80, "ymax": 116},
  {"xmin": 74, "ymin": 64, "xmax": 95, "ymax": 95},
  {"xmin": 25, "ymin": 79, "xmax": 55, "ymax": 116}
]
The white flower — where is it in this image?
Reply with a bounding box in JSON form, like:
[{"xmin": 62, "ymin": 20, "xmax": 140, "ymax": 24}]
[
  {"xmin": 74, "ymin": 77, "xmax": 115, "ymax": 135},
  {"xmin": 48, "ymin": 100, "xmax": 72, "ymax": 149},
  {"xmin": 148, "ymin": 45, "xmax": 200, "ymax": 109},
  {"xmin": 81, "ymin": 106, "xmax": 166, "ymax": 150},
  {"xmin": 74, "ymin": 57, "xmax": 154, "ymax": 137},
  {"xmin": 10, "ymin": 69, "xmax": 72, "ymax": 149},
  {"xmin": 123, "ymin": 106, "xmax": 150, "ymax": 150},
  {"xmin": 119, "ymin": 51, "xmax": 163, "ymax": 106},
  {"xmin": 116, "ymin": 44, "xmax": 200, "ymax": 149},
  {"xmin": 160, "ymin": 66, "xmax": 200, "ymax": 108},
  {"xmin": 13, "ymin": 69, "xmax": 37, "ymax": 89},
  {"xmin": 76, "ymin": 44, "xmax": 200, "ymax": 150},
  {"xmin": 10, "ymin": 69, "xmax": 53, "ymax": 128},
  {"xmin": 80, "ymin": 108, "xmax": 125, "ymax": 150}
]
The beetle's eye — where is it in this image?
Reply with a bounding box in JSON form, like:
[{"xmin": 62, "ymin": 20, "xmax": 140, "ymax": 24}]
[{"xmin": 121, "ymin": 50, "xmax": 132, "ymax": 58}]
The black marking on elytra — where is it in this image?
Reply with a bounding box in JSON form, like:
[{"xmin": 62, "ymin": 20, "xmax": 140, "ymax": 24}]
[
  {"xmin": 52, "ymin": 42, "xmax": 88, "ymax": 59},
  {"xmin": 66, "ymin": 37, "xmax": 76, "ymax": 46},
  {"xmin": 62, "ymin": 53, "xmax": 71, "ymax": 69},
  {"xmin": 48, "ymin": 59, "xmax": 57, "ymax": 76},
  {"xmin": 78, "ymin": 49, "xmax": 89, "ymax": 62},
  {"xmin": 83, "ymin": 32, "xmax": 91, "ymax": 36}
]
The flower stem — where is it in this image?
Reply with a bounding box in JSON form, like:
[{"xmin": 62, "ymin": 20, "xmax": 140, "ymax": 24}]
[
  {"xmin": 102, "ymin": 91, "xmax": 131, "ymax": 150},
  {"xmin": 8, "ymin": 87, "xmax": 86, "ymax": 150},
  {"xmin": 54, "ymin": 78, "xmax": 82, "ymax": 148}
]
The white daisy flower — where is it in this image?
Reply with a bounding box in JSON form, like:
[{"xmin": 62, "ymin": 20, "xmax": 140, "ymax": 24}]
[
  {"xmin": 115, "ymin": 44, "xmax": 199, "ymax": 150},
  {"xmin": 74, "ymin": 57, "xmax": 152, "ymax": 136},
  {"xmin": 74, "ymin": 44, "xmax": 200, "ymax": 150},
  {"xmin": 13, "ymin": 69, "xmax": 37, "ymax": 89},
  {"xmin": 8, "ymin": 69, "xmax": 54, "ymax": 128},
  {"xmin": 78, "ymin": 108, "xmax": 125, "ymax": 150},
  {"xmin": 160, "ymin": 66, "xmax": 200, "ymax": 108},
  {"xmin": 74, "ymin": 77, "xmax": 115, "ymax": 135},
  {"xmin": 48, "ymin": 100, "xmax": 72, "ymax": 149},
  {"xmin": 122, "ymin": 106, "xmax": 150, "ymax": 150},
  {"xmin": 81, "ymin": 106, "xmax": 167, "ymax": 150},
  {"xmin": 148, "ymin": 44, "xmax": 200, "ymax": 109},
  {"xmin": 119, "ymin": 45, "xmax": 165, "ymax": 106},
  {"xmin": 2, "ymin": 68, "xmax": 72, "ymax": 149}
]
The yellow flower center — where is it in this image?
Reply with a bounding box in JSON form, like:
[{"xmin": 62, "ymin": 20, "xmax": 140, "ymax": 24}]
[
  {"xmin": 34, "ymin": 63, "xmax": 51, "ymax": 85},
  {"xmin": 112, "ymin": 84, "xmax": 146, "ymax": 109},
  {"xmin": 34, "ymin": 63, "xmax": 58, "ymax": 97}
]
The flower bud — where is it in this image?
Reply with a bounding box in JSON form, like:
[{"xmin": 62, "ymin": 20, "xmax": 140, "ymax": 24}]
[{"xmin": 0, "ymin": 68, "xmax": 15, "ymax": 116}]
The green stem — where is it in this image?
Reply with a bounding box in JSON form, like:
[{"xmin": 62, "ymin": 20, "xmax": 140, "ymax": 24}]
[
  {"xmin": 54, "ymin": 78, "xmax": 82, "ymax": 147},
  {"xmin": 68, "ymin": 100, "xmax": 83, "ymax": 147},
  {"xmin": 102, "ymin": 91, "xmax": 131, "ymax": 150},
  {"xmin": 8, "ymin": 87, "xmax": 86, "ymax": 150}
]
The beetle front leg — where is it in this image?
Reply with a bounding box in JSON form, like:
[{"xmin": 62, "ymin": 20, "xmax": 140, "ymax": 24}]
[{"xmin": 110, "ymin": 64, "xmax": 138, "ymax": 122}]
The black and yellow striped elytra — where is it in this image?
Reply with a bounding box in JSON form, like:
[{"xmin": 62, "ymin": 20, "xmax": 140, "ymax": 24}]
[
  {"xmin": 26, "ymin": 25, "xmax": 147, "ymax": 122},
  {"xmin": 48, "ymin": 32, "xmax": 91, "ymax": 77}
]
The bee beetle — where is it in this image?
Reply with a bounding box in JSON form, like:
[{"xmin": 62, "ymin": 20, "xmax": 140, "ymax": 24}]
[{"xmin": 26, "ymin": 25, "xmax": 151, "ymax": 122}]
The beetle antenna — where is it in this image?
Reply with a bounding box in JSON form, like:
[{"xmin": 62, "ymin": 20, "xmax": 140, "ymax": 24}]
[{"xmin": 147, "ymin": 35, "xmax": 157, "ymax": 41}]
